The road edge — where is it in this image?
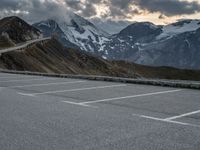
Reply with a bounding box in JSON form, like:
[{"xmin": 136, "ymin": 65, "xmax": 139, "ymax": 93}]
[{"xmin": 0, "ymin": 69, "xmax": 199, "ymax": 90}]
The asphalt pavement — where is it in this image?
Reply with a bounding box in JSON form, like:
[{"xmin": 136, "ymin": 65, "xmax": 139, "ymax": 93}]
[{"xmin": 0, "ymin": 72, "xmax": 200, "ymax": 150}]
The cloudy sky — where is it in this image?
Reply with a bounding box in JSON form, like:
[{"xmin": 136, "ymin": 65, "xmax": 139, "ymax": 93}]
[{"xmin": 0, "ymin": 0, "xmax": 200, "ymax": 24}]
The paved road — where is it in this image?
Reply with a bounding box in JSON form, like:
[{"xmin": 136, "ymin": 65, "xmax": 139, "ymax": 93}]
[
  {"xmin": 0, "ymin": 37, "xmax": 51, "ymax": 54},
  {"xmin": 0, "ymin": 72, "xmax": 200, "ymax": 150}
]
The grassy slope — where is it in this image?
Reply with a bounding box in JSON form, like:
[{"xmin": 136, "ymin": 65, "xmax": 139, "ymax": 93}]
[
  {"xmin": 0, "ymin": 16, "xmax": 41, "ymax": 44},
  {"xmin": 115, "ymin": 61, "xmax": 200, "ymax": 80},
  {"xmin": 0, "ymin": 39, "xmax": 138, "ymax": 78},
  {"xmin": 0, "ymin": 36, "xmax": 15, "ymax": 49},
  {"xmin": 0, "ymin": 38, "xmax": 200, "ymax": 80}
]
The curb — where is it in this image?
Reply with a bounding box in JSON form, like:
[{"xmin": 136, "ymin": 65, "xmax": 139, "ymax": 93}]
[{"xmin": 0, "ymin": 69, "xmax": 200, "ymax": 90}]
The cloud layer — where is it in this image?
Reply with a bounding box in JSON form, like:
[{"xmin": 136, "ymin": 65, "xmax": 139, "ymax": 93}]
[
  {"xmin": 135, "ymin": 0, "xmax": 200, "ymax": 16},
  {"xmin": 0, "ymin": 0, "xmax": 200, "ymax": 23}
]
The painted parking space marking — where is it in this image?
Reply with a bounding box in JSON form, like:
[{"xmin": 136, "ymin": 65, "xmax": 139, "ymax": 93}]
[
  {"xmin": 164, "ymin": 109, "xmax": 200, "ymax": 121},
  {"xmin": 132, "ymin": 114, "xmax": 200, "ymax": 128},
  {"xmin": 79, "ymin": 89, "xmax": 182, "ymax": 105},
  {"xmin": 9, "ymin": 80, "xmax": 86, "ymax": 88},
  {"xmin": 63, "ymin": 100, "xmax": 98, "ymax": 108},
  {"xmin": 18, "ymin": 84, "xmax": 127, "ymax": 96},
  {"xmin": 61, "ymin": 89, "xmax": 182, "ymax": 108}
]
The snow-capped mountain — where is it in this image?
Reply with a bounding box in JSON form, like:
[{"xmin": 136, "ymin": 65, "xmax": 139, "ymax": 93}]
[
  {"xmin": 102, "ymin": 20, "xmax": 200, "ymax": 69},
  {"xmin": 157, "ymin": 19, "xmax": 200, "ymax": 40},
  {"xmin": 90, "ymin": 18, "xmax": 132, "ymax": 34},
  {"xmin": 34, "ymin": 14, "xmax": 110, "ymax": 55},
  {"xmin": 34, "ymin": 15, "xmax": 200, "ymax": 70},
  {"xmin": 100, "ymin": 22, "xmax": 162, "ymax": 59},
  {"xmin": 56, "ymin": 14, "xmax": 110, "ymax": 54},
  {"xmin": 134, "ymin": 27, "xmax": 200, "ymax": 69},
  {"xmin": 33, "ymin": 19, "xmax": 79, "ymax": 49}
]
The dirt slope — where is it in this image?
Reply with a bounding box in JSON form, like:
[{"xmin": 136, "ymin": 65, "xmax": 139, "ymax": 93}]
[
  {"xmin": 0, "ymin": 39, "xmax": 138, "ymax": 78},
  {"xmin": 0, "ymin": 38, "xmax": 200, "ymax": 80}
]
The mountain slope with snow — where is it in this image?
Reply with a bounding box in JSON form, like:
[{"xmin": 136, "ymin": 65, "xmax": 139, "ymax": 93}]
[
  {"xmin": 157, "ymin": 20, "xmax": 200, "ymax": 40},
  {"xmin": 33, "ymin": 19, "xmax": 79, "ymax": 49},
  {"xmin": 102, "ymin": 20, "xmax": 200, "ymax": 69},
  {"xmin": 134, "ymin": 28, "xmax": 200, "ymax": 69},
  {"xmin": 34, "ymin": 15, "xmax": 200, "ymax": 70},
  {"xmin": 56, "ymin": 14, "xmax": 110, "ymax": 54},
  {"xmin": 90, "ymin": 18, "xmax": 132, "ymax": 34},
  {"xmin": 34, "ymin": 14, "xmax": 111, "ymax": 55}
]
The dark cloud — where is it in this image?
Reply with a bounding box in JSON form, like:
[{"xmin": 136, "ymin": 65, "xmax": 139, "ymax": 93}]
[
  {"xmin": 0, "ymin": 0, "xmax": 200, "ymax": 22},
  {"xmin": 100, "ymin": 0, "xmax": 140, "ymax": 19},
  {"xmin": 134, "ymin": 0, "xmax": 200, "ymax": 16},
  {"xmin": 107, "ymin": 0, "xmax": 200, "ymax": 18},
  {"xmin": 81, "ymin": 3, "xmax": 97, "ymax": 17},
  {"xmin": 64, "ymin": 0, "xmax": 99, "ymax": 17},
  {"xmin": 64, "ymin": 0, "xmax": 82, "ymax": 10},
  {"xmin": 0, "ymin": 0, "xmax": 29, "ymax": 10},
  {"xmin": 0, "ymin": 0, "xmax": 72, "ymax": 23},
  {"xmin": 110, "ymin": 0, "xmax": 132, "ymax": 9}
]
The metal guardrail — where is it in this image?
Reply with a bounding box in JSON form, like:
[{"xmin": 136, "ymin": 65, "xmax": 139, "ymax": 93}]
[{"xmin": 0, "ymin": 69, "xmax": 199, "ymax": 90}]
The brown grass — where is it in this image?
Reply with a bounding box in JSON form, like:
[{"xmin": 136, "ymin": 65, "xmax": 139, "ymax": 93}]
[{"xmin": 0, "ymin": 39, "xmax": 200, "ymax": 81}]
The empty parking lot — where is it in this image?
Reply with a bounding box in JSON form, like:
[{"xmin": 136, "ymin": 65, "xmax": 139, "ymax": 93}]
[{"xmin": 0, "ymin": 72, "xmax": 200, "ymax": 150}]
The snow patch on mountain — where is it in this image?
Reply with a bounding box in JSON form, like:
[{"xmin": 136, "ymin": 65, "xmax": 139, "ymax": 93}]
[
  {"xmin": 157, "ymin": 20, "xmax": 200, "ymax": 40},
  {"xmin": 55, "ymin": 13, "xmax": 110, "ymax": 53},
  {"xmin": 90, "ymin": 18, "xmax": 132, "ymax": 34}
]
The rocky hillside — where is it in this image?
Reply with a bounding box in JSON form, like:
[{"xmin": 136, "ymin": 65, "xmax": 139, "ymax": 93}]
[
  {"xmin": 34, "ymin": 14, "xmax": 110, "ymax": 56},
  {"xmin": 105, "ymin": 20, "xmax": 200, "ymax": 70},
  {"xmin": 0, "ymin": 38, "xmax": 138, "ymax": 78},
  {"xmin": 1, "ymin": 16, "xmax": 200, "ymax": 80},
  {"xmin": 33, "ymin": 19, "xmax": 79, "ymax": 49},
  {"xmin": 0, "ymin": 34, "xmax": 15, "ymax": 49},
  {"xmin": 1, "ymin": 38, "xmax": 200, "ymax": 80},
  {"xmin": 0, "ymin": 16, "xmax": 41, "ymax": 44},
  {"xmin": 34, "ymin": 16, "xmax": 200, "ymax": 70}
]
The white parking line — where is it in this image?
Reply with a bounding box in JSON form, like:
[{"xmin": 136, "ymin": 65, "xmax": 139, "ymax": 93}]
[
  {"xmin": 63, "ymin": 100, "xmax": 98, "ymax": 108},
  {"xmin": 10, "ymin": 80, "xmax": 86, "ymax": 88},
  {"xmin": 79, "ymin": 89, "xmax": 182, "ymax": 105},
  {"xmin": 0, "ymin": 77, "xmax": 60, "ymax": 83},
  {"xmin": 165, "ymin": 110, "xmax": 200, "ymax": 121},
  {"xmin": 18, "ymin": 84, "xmax": 127, "ymax": 96},
  {"xmin": 133, "ymin": 114, "xmax": 200, "ymax": 128}
]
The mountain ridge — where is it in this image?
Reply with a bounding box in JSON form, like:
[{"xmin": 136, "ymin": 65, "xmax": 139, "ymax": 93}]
[
  {"xmin": 33, "ymin": 16, "xmax": 200, "ymax": 70},
  {"xmin": 0, "ymin": 16, "xmax": 42, "ymax": 44},
  {"xmin": 1, "ymin": 16, "xmax": 200, "ymax": 80}
]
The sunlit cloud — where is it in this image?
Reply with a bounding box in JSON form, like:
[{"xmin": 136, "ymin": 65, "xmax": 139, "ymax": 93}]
[{"xmin": 0, "ymin": 0, "xmax": 200, "ymax": 24}]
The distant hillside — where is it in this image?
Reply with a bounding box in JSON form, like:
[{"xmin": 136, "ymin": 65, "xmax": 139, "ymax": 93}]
[
  {"xmin": 115, "ymin": 61, "xmax": 200, "ymax": 81},
  {"xmin": 33, "ymin": 19, "xmax": 79, "ymax": 49},
  {"xmin": 103, "ymin": 20, "xmax": 200, "ymax": 70},
  {"xmin": 0, "ymin": 38, "xmax": 138, "ymax": 78},
  {"xmin": 1, "ymin": 38, "xmax": 200, "ymax": 80},
  {"xmin": 0, "ymin": 34, "xmax": 15, "ymax": 49},
  {"xmin": 0, "ymin": 16, "xmax": 41, "ymax": 44},
  {"xmin": 1, "ymin": 16, "xmax": 200, "ymax": 80},
  {"xmin": 34, "ymin": 16, "xmax": 200, "ymax": 70}
]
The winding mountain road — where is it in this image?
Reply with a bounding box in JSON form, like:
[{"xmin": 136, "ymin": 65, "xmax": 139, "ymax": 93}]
[{"xmin": 0, "ymin": 37, "xmax": 51, "ymax": 54}]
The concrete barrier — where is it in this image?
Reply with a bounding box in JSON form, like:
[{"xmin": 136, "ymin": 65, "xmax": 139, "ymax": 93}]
[{"xmin": 0, "ymin": 69, "xmax": 200, "ymax": 90}]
